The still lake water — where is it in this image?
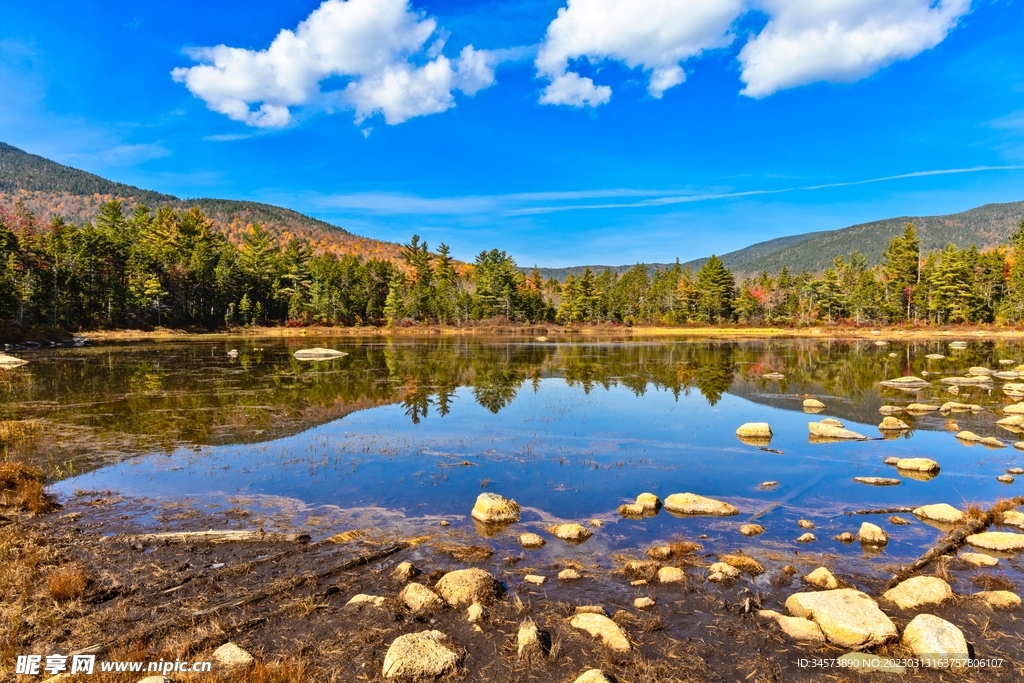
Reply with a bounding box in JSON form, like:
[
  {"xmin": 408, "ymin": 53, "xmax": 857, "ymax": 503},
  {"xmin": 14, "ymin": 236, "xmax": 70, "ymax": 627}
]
[{"xmin": 4, "ymin": 336, "xmax": 1022, "ymax": 573}]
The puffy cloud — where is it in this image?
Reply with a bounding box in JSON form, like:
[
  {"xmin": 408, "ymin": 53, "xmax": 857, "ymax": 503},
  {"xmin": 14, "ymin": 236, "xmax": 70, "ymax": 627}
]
[
  {"xmin": 171, "ymin": 0, "xmax": 498, "ymax": 127},
  {"xmin": 535, "ymin": 0, "xmax": 746, "ymax": 106},
  {"xmin": 738, "ymin": 0, "xmax": 973, "ymax": 97}
]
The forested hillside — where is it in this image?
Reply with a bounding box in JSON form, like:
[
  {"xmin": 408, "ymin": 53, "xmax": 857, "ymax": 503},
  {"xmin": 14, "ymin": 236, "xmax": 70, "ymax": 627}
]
[{"xmin": 0, "ymin": 142, "xmax": 402, "ymax": 262}]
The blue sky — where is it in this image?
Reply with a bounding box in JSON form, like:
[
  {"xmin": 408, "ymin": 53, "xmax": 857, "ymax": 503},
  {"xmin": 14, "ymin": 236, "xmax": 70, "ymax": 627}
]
[{"xmin": 2, "ymin": 0, "xmax": 1023, "ymax": 267}]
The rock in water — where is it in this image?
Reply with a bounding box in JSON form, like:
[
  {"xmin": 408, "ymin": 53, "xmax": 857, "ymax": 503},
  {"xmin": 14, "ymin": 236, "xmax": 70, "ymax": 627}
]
[
  {"xmin": 975, "ymin": 591, "xmax": 1022, "ymax": 609},
  {"xmin": 435, "ymin": 568, "xmax": 503, "ymax": 607},
  {"xmin": 0, "ymin": 353, "xmax": 28, "ymax": 369},
  {"xmin": 391, "ymin": 561, "xmax": 420, "ymax": 582},
  {"xmin": 880, "ymin": 376, "xmax": 930, "ymax": 388},
  {"xmin": 896, "ymin": 457, "xmax": 939, "ymax": 473},
  {"xmin": 293, "ymin": 348, "xmax": 348, "ymax": 361},
  {"xmin": 798, "ymin": 519, "xmax": 815, "ymax": 529},
  {"xmin": 400, "ymin": 583, "xmax": 444, "ymax": 611},
  {"xmin": 558, "ymin": 568, "xmax": 581, "ymax": 580},
  {"xmin": 958, "ymin": 552, "xmax": 998, "ymax": 567},
  {"xmin": 707, "ymin": 562, "xmax": 741, "ymax": 582},
  {"xmin": 471, "ymin": 492, "xmax": 521, "ymax": 524},
  {"xmin": 878, "ymin": 416, "xmax": 910, "ymax": 431},
  {"xmin": 808, "ymin": 422, "xmax": 866, "ymax": 440},
  {"xmin": 568, "ymin": 613, "xmax": 631, "ymax": 651},
  {"xmin": 901, "ymin": 614, "xmax": 969, "ymax": 669},
  {"xmin": 882, "ymin": 576, "xmax": 953, "ymax": 609},
  {"xmin": 382, "ymin": 631, "xmax": 460, "ymax": 680},
  {"xmin": 658, "ymin": 566, "xmax": 686, "ymax": 584},
  {"xmin": 805, "ymin": 567, "xmax": 839, "ymax": 590},
  {"xmin": 736, "ymin": 422, "xmax": 772, "ymax": 438},
  {"xmin": 1001, "ymin": 510, "xmax": 1024, "ymax": 529},
  {"xmin": 906, "ymin": 403, "xmax": 939, "ymax": 412},
  {"xmin": 925, "ymin": 353, "xmax": 945, "ymax": 359},
  {"xmin": 966, "ymin": 531, "xmax": 1024, "ymax": 552},
  {"xmin": 785, "ymin": 589, "xmax": 898, "ymax": 649},
  {"xmin": 548, "ymin": 523, "xmax": 592, "ymax": 542},
  {"xmin": 633, "ymin": 596, "xmax": 655, "ymax": 609},
  {"xmin": 739, "ymin": 524, "xmax": 764, "ymax": 536},
  {"xmin": 997, "ymin": 474, "xmax": 1014, "ymax": 483},
  {"xmin": 796, "ymin": 533, "xmax": 817, "ymax": 543},
  {"xmin": 820, "ymin": 418, "xmax": 844, "ymax": 427},
  {"xmin": 758, "ymin": 611, "xmax": 826, "ymax": 643},
  {"xmin": 212, "ymin": 643, "xmax": 254, "ymax": 670},
  {"xmin": 803, "ymin": 398, "xmax": 825, "ymax": 411},
  {"xmin": 913, "ymin": 503, "xmax": 963, "ymax": 524},
  {"xmin": 663, "ymin": 493, "xmax": 739, "ymax": 516},
  {"xmin": 853, "ymin": 477, "xmax": 901, "ymax": 487},
  {"xmin": 955, "ymin": 431, "xmax": 983, "ymax": 442},
  {"xmin": 518, "ymin": 533, "xmax": 546, "ymax": 548},
  {"xmin": 635, "ymin": 492, "xmax": 661, "ymax": 512},
  {"xmin": 858, "ymin": 522, "xmax": 888, "ymax": 545}
]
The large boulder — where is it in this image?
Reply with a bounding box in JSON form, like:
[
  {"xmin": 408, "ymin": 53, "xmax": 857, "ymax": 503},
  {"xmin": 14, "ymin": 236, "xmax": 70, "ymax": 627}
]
[
  {"xmin": 913, "ymin": 503, "xmax": 963, "ymax": 524},
  {"xmin": 568, "ymin": 613, "xmax": 631, "ymax": 651},
  {"xmin": 664, "ymin": 493, "xmax": 738, "ymax": 516},
  {"xmin": 435, "ymin": 568, "xmax": 503, "ymax": 607},
  {"xmin": 785, "ymin": 589, "xmax": 898, "ymax": 649},
  {"xmin": 882, "ymin": 576, "xmax": 953, "ymax": 610},
  {"xmin": 965, "ymin": 531, "xmax": 1024, "ymax": 552},
  {"xmin": 958, "ymin": 552, "xmax": 998, "ymax": 567},
  {"xmin": 901, "ymin": 614, "xmax": 969, "ymax": 669},
  {"xmin": 471, "ymin": 493, "xmax": 520, "ymax": 524},
  {"xmin": 382, "ymin": 631, "xmax": 460, "ymax": 680}
]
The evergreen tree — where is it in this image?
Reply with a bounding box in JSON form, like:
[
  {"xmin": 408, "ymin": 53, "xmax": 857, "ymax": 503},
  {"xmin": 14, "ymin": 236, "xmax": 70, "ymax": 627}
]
[
  {"xmin": 881, "ymin": 223, "xmax": 921, "ymax": 320},
  {"xmin": 695, "ymin": 255, "xmax": 734, "ymax": 323},
  {"xmin": 1002, "ymin": 220, "xmax": 1024, "ymax": 321}
]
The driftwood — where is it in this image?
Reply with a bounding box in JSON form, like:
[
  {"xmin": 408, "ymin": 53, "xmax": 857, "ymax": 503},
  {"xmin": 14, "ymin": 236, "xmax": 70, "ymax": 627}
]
[
  {"xmin": 191, "ymin": 541, "xmax": 408, "ymax": 617},
  {"xmin": 844, "ymin": 507, "xmax": 914, "ymax": 516},
  {"xmin": 757, "ymin": 447, "xmax": 784, "ymax": 454},
  {"xmin": 885, "ymin": 496, "xmax": 1024, "ymax": 589},
  {"xmin": 110, "ymin": 530, "xmax": 312, "ymax": 545}
]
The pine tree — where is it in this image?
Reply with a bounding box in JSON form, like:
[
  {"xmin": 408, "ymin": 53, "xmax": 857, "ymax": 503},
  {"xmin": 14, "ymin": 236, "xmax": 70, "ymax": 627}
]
[
  {"xmin": 881, "ymin": 223, "xmax": 921, "ymax": 320},
  {"xmin": 1002, "ymin": 220, "xmax": 1024, "ymax": 321},
  {"xmin": 695, "ymin": 255, "xmax": 735, "ymax": 323}
]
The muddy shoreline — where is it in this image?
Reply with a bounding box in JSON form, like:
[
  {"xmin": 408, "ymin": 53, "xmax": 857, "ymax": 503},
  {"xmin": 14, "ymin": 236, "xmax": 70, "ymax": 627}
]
[{"xmin": 2, "ymin": 487, "xmax": 1022, "ymax": 683}]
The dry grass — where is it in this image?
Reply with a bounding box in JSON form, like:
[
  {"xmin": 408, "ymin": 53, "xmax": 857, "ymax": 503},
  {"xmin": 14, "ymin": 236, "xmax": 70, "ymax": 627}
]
[
  {"xmin": 45, "ymin": 564, "xmax": 90, "ymax": 602},
  {"xmin": 434, "ymin": 541, "xmax": 494, "ymax": 563},
  {"xmin": 0, "ymin": 461, "xmax": 57, "ymax": 513},
  {"xmin": 0, "ymin": 420, "xmax": 40, "ymax": 447},
  {"xmin": 972, "ymin": 574, "xmax": 1015, "ymax": 592},
  {"xmin": 990, "ymin": 496, "xmax": 1024, "ymax": 525},
  {"xmin": 719, "ymin": 552, "xmax": 765, "ymax": 576}
]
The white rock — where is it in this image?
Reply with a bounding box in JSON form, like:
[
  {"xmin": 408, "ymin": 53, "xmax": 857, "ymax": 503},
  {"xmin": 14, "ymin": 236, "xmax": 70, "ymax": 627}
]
[
  {"xmin": 471, "ymin": 492, "xmax": 521, "ymax": 524},
  {"xmin": 518, "ymin": 533, "xmax": 546, "ymax": 548},
  {"xmin": 293, "ymin": 348, "xmax": 348, "ymax": 361},
  {"xmin": 524, "ymin": 574, "xmax": 545, "ymax": 585},
  {"xmin": 0, "ymin": 353, "xmax": 28, "ymax": 369},
  {"xmin": 558, "ymin": 568, "xmax": 582, "ymax": 581},
  {"xmin": 467, "ymin": 602, "xmax": 484, "ymax": 623},
  {"xmin": 517, "ymin": 619, "xmax": 544, "ymax": 658},
  {"xmin": 663, "ymin": 492, "xmax": 739, "ymax": 516},
  {"xmin": 796, "ymin": 533, "xmax": 817, "ymax": 543},
  {"xmin": 736, "ymin": 422, "xmax": 773, "ymax": 438},
  {"xmin": 347, "ymin": 594, "xmax": 386, "ymax": 607},
  {"xmin": 966, "ymin": 531, "xmax": 1024, "ymax": 552},
  {"xmin": 882, "ymin": 576, "xmax": 953, "ymax": 610},
  {"xmin": 958, "ymin": 552, "xmax": 998, "ymax": 567},
  {"xmin": 785, "ymin": 589, "xmax": 898, "ymax": 649},
  {"xmin": 901, "ymin": 614, "xmax": 969, "ymax": 668},
  {"xmin": 212, "ymin": 643, "xmax": 254, "ymax": 670},
  {"xmin": 633, "ymin": 596, "xmax": 656, "ymax": 609},
  {"xmin": 913, "ymin": 503, "xmax": 964, "ymax": 524},
  {"xmin": 568, "ymin": 612, "xmax": 631, "ymax": 651},
  {"xmin": 896, "ymin": 458, "xmax": 939, "ymax": 473},
  {"xmin": 858, "ymin": 522, "xmax": 888, "ymax": 545},
  {"xmin": 809, "ymin": 422, "xmax": 866, "ymax": 440},
  {"xmin": 382, "ymin": 631, "xmax": 460, "ymax": 680},
  {"xmin": 1001, "ymin": 510, "xmax": 1024, "ymax": 529},
  {"xmin": 707, "ymin": 562, "xmax": 741, "ymax": 582},
  {"xmin": 657, "ymin": 566, "xmax": 686, "ymax": 584}
]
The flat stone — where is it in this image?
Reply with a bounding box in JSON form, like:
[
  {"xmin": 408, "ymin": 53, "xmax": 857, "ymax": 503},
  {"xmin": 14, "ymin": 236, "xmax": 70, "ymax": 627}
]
[
  {"xmin": 471, "ymin": 492, "xmax": 521, "ymax": 525},
  {"xmin": 633, "ymin": 596, "xmax": 656, "ymax": 609},
  {"xmin": 736, "ymin": 422, "xmax": 772, "ymax": 438},
  {"xmin": 968, "ymin": 366, "xmax": 993, "ymax": 375},
  {"xmin": 858, "ymin": 522, "xmax": 888, "ymax": 545},
  {"xmin": 796, "ymin": 533, "xmax": 817, "ymax": 543},
  {"xmin": 293, "ymin": 348, "xmax": 348, "ymax": 361},
  {"xmin": 941, "ymin": 401, "xmax": 982, "ymax": 412},
  {"xmin": 942, "ymin": 376, "xmax": 993, "ymax": 386},
  {"xmin": 998, "ymin": 415, "xmax": 1024, "ymax": 426},
  {"xmin": 798, "ymin": 519, "xmax": 815, "ymax": 529},
  {"xmin": 882, "ymin": 576, "xmax": 953, "ymax": 610},
  {"xmin": 761, "ymin": 372, "xmax": 785, "ymax": 380},
  {"xmin": 958, "ymin": 552, "xmax": 998, "ymax": 567},
  {"xmin": 1008, "ymin": 468, "xmax": 1024, "ymax": 475},
  {"xmin": 548, "ymin": 523, "xmax": 593, "ymax": 542},
  {"xmin": 658, "ymin": 566, "xmax": 686, "ymax": 584},
  {"xmin": 906, "ymin": 403, "xmax": 939, "ymax": 412},
  {"xmin": 759, "ymin": 481, "xmax": 778, "ymax": 488},
  {"xmin": 956, "ymin": 430, "xmax": 983, "ymax": 442},
  {"xmin": 884, "ymin": 456, "xmax": 900, "ymax": 465},
  {"xmin": 975, "ymin": 590, "xmax": 1022, "ymax": 609},
  {"xmin": 803, "ymin": 398, "xmax": 826, "ymax": 410},
  {"xmin": 574, "ymin": 605, "xmax": 607, "ymax": 615},
  {"xmin": 1004, "ymin": 402, "xmax": 1024, "ymax": 414},
  {"xmin": 879, "ymin": 416, "xmax": 910, "ymax": 431},
  {"xmin": 966, "ymin": 531, "xmax": 1024, "ymax": 552},
  {"xmin": 805, "ymin": 567, "xmax": 839, "ymax": 589},
  {"xmin": 558, "ymin": 568, "xmax": 581, "ymax": 581},
  {"xmin": 879, "ymin": 406, "xmax": 906, "ymax": 415},
  {"xmin": 925, "ymin": 354, "xmax": 945, "ymax": 359},
  {"xmin": 400, "ymin": 582, "xmax": 444, "ymax": 611},
  {"xmin": 853, "ymin": 477, "xmax": 901, "ymax": 486},
  {"xmin": 880, "ymin": 376, "xmax": 929, "ymax": 388},
  {"xmin": 663, "ymin": 493, "xmax": 739, "ymax": 516},
  {"xmin": 382, "ymin": 631, "xmax": 460, "ymax": 680},
  {"xmin": 347, "ymin": 594, "xmax": 386, "ymax": 607},
  {"xmin": 630, "ymin": 579, "xmax": 647, "ymax": 586},
  {"xmin": 997, "ymin": 474, "xmax": 1015, "ymax": 483},
  {"xmin": 707, "ymin": 562, "xmax": 741, "ymax": 582},
  {"xmin": 435, "ymin": 568, "xmax": 503, "ymax": 607},
  {"xmin": 524, "ymin": 574, "xmax": 545, "ymax": 585},
  {"xmin": 983, "ymin": 438, "xmax": 1007, "ymax": 449},
  {"xmin": 518, "ymin": 533, "xmax": 546, "ymax": 548},
  {"xmin": 896, "ymin": 457, "xmax": 939, "ymax": 473},
  {"xmin": 785, "ymin": 588, "xmax": 898, "ymax": 649},
  {"xmin": 1001, "ymin": 510, "xmax": 1024, "ymax": 528},
  {"xmin": 889, "ymin": 516, "xmax": 910, "ymax": 525},
  {"xmin": 212, "ymin": 643, "xmax": 254, "ymax": 670},
  {"xmin": 572, "ymin": 670, "xmax": 614, "ymax": 683},
  {"xmin": 913, "ymin": 503, "xmax": 964, "ymax": 524},
  {"xmin": 618, "ymin": 503, "xmax": 645, "ymax": 516},
  {"xmin": 568, "ymin": 612, "xmax": 631, "ymax": 651},
  {"xmin": 809, "ymin": 422, "xmax": 866, "ymax": 440},
  {"xmin": 901, "ymin": 614, "xmax": 969, "ymax": 668},
  {"xmin": 739, "ymin": 524, "xmax": 765, "ymax": 536}
]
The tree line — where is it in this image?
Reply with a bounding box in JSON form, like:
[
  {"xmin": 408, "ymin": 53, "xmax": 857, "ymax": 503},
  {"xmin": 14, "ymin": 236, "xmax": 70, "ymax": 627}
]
[{"xmin": 2, "ymin": 199, "xmax": 1024, "ymax": 331}]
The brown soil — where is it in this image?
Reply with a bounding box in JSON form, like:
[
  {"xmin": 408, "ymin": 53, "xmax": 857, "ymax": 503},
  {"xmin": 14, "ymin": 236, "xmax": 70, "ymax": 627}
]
[{"xmin": 1, "ymin": 490, "xmax": 1022, "ymax": 683}]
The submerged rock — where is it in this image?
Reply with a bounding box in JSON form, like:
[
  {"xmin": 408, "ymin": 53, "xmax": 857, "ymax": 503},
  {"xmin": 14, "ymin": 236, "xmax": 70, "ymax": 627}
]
[
  {"xmin": 435, "ymin": 568, "xmax": 504, "ymax": 607},
  {"xmin": 966, "ymin": 531, "xmax": 1024, "ymax": 552},
  {"xmin": 809, "ymin": 422, "xmax": 866, "ymax": 440},
  {"xmin": 901, "ymin": 614, "xmax": 969, "ymax": 669},
  {"xmin": 882, "ymin": 576, "xmax": 953, "ymax": 610},
  {"xmin": 785, "ymin": 589, "xmax": 898, "ymax": 649},
  {"xmin": 548, "ymin": 523, "xmax": 593, "ymax": 542},
  {"xmin": 883, "ymin": 456, "xmax": 900, "ymax": 465},
  {"xmin": 975, "ymin": 590, "xmax": 1022, "ymax": 609},
  {"xmin": 471, "ymin": 492, "xmax": 521, "ymax": 525},
  {"xmin": 805, "ymin": 567, "xmax": 839, "ymax": 590},
  {"xmin": 382, "ymin": 631, "xmax": 460, "ymax": 680},
  {"xmin": 858, "ymin": 522, "xmax": 888, "ymax": 546},
  {"xmin": 663, "ymin": 493, "xmax": 738, "ymax": 516},
  {"xmin": 888, "ymin": 516, "xmax": 910, "ymax": 526},
  {"xmin": 568, "ymin": 613, "xmax": 631, "ymax": 651},
  {"xmin": 913, "ymin": 503, "xmax": 964, "ymax": 524}
]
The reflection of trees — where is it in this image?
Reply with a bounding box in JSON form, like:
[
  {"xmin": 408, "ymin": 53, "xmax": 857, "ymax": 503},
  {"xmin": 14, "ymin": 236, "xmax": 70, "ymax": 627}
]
[{"xmin": 472, "ymin": 368, "xmax": 524, "ymax": 413}]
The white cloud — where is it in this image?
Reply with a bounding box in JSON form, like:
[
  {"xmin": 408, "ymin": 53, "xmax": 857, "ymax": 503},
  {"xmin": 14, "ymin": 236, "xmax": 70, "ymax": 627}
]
[
  {"xmin": 739, "ymin": 0, "xmax": 972, "ymax": 97},
  {"xmin": 171, "ymin": 0, "xmax": 499, "ymax": 127},
  {"xmin": 535, "ymin": 0, "xmax": 746, "ymax": 106}
]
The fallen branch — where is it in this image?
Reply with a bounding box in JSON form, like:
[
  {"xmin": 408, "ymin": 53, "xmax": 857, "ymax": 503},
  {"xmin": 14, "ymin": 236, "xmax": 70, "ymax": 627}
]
[
  {"xmin": 885, "ymin": 496, "xmax": 1024, "ymax": 589},
  {"xmin": 757, "ymin": 447, "xmax": 784, "ymax": 454},
  {"xmin": 108, "ymin": 530, "xmax": 311, "ymax": 545},
  {"xmin": 844, "ymin": 507, "xmax": 914, "ymax": 516}
]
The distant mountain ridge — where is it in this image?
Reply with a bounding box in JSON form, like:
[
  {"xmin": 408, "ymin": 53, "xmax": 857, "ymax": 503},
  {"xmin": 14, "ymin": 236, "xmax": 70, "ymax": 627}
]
[{"xmin": 0, "ymin": 142, "xmax": 403, "ymax": 261}]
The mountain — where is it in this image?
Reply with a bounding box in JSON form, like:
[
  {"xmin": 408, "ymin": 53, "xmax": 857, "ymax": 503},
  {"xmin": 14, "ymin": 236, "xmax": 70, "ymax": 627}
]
[{"xmin": 0, "ymin": 142, "xmax": 403, "ymax": 261}]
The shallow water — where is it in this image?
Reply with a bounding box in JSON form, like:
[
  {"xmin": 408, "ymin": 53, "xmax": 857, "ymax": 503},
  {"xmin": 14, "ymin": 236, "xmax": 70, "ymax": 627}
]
[{"xmin": 4, "ymin": 336, "xmax": 1023, "ymax": 573}]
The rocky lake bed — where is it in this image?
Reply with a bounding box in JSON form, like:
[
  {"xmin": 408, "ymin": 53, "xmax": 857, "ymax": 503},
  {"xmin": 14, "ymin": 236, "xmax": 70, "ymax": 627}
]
[{"xmin": 1, "ymin": 336, "xmax": 1023, "ymax": 681}]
